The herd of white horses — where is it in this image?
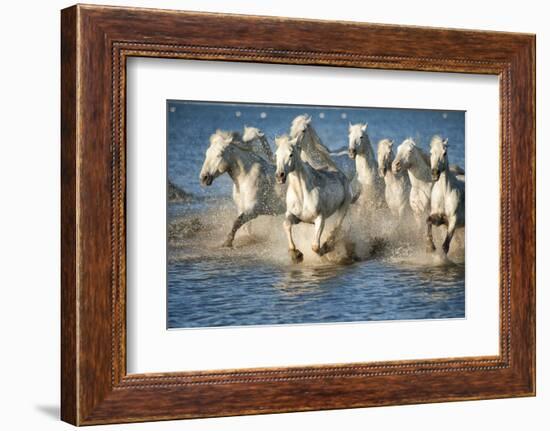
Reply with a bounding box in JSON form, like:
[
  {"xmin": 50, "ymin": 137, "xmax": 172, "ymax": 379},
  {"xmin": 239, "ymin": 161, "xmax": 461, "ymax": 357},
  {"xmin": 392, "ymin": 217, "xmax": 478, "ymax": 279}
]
[{"xmin": 199, "ymin": 114, "xmax": 465, "ymax": 264}]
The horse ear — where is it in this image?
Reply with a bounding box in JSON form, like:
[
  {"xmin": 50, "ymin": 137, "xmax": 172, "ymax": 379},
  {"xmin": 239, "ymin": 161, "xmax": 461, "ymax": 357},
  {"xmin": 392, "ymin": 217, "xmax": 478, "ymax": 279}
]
[
  {"xmin": 348, "ymin": 121, "xmax": 352, "ymax": 130},
  {"xmin": 361, "ymin": 123, "xmax": 368, "ymax": 132},
  {"xmin": 389, "ymin": 139, "xmax": 394, "ymax": 148},
  {"xmin": 443, "ymin": 138, "xmax": 449, "ymax": 147}
]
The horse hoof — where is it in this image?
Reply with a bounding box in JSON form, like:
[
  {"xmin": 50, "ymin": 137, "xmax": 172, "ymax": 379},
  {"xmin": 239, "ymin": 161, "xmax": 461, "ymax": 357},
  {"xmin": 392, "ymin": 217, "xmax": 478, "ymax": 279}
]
[
  {"xmin": 344, "ymin": 241, "xmax": 360, "ymax": 262},
  {"xmin": 311, "ymin": 244, "xmax": 321, "ymax": 255},
  {"xmin": 289, "ymin": 249, "xmax": 304, "ymax": 263},
  {"xmin": 221, "ymin": 239, "xmax": 233, "ymax": 248},
  {"xmin": 319, "ymin": 241, "xmax": 335, "ymax": 256},
  {"xmin": 426, "ymin": 242, "xmax": 436, "ymax": 253}
]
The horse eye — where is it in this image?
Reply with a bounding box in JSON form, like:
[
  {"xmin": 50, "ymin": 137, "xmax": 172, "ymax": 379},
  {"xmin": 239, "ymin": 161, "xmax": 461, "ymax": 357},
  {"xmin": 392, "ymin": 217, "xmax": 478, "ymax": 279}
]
[{"xmin": 289, "ymin": 152, "xmax": 293, "ymax": 157}]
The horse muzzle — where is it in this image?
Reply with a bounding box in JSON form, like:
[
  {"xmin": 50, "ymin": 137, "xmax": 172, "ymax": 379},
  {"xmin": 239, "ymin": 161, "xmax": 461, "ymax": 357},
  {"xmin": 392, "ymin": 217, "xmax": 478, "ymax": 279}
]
[
  {"xmin": 348, "ymin": 149, "xmax": 356, "ymax": 159},
  {"xmin": 378, "ymin": 167, "xmax": 387, "ymax": 178},
  {"xmin": 275, "ymin": 171, "xmax": 286, "ymax": 184},
  {"xmin": 200, "ymin": 174, "xmax": 213, "ymax": 186},
  {"xmin": 431, "ymin": 169, "xmax": 441, "ymax": 182}
]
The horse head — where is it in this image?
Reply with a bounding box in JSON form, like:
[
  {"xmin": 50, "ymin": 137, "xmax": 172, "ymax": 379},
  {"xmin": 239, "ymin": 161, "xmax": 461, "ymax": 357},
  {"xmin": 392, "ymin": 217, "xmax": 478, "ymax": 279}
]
[
  {"xmin": 274, "ymin": 135, "xmax": 300, "ymax": 184},
  {"xmin": 429, "ymin": 135, "xmax": 449, "ymax": 182},
  {"xmin": 242, "ymin": 125, "xmax": 263, "ymax": 143},
  {"xmin": 377, "ymin": 138, "xmax": 394, "ymax": 177},
  {"xmin": 392, "ymin": 138, "xmax": 418, "ymax": 175},
  {"xmin": 199, "ymin": 130, "xmax": 239, "ymax": 186},
  {"xmin": 348, "ymin": 122, "xmax": 369, "ymax": 159},
  {"xmin": 289, "ymin": 114, "xmax": 311, "ymax": 145}
]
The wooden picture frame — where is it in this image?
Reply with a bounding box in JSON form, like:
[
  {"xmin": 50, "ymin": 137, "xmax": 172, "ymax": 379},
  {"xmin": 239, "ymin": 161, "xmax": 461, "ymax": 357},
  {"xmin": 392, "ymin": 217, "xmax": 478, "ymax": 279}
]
[{"xmin": 61, "ymin": 4, "xmax": 535, "ymax": 425}]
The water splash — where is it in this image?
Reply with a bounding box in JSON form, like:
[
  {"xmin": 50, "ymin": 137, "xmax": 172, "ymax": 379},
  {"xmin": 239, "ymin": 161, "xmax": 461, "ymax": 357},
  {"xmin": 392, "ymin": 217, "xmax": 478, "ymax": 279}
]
[
  {"xmin": 168, "ymin": 200, "xmax": 464, "ymax": 274},
  {"xmin": 167, "ymin": 200, "xmax": 465, "ymax": 328}
]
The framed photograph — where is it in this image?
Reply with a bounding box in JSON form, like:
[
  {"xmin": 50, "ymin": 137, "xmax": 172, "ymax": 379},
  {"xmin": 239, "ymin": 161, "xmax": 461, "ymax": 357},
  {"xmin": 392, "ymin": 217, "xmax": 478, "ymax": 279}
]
[{"xmin": 61, "ymin": 4, "xmax": 536, "ymax": 425}]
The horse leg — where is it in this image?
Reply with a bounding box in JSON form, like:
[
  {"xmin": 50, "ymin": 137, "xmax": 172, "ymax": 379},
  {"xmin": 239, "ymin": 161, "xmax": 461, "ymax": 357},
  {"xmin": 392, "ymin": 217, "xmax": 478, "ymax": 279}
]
[
  {"xmin": 412, "ymin": 208, "xmax": 423, "ymax": 232},
  {"xmin": 426, "ymin": 214, "xmax": 436, "ymax": 252},
  {"xmin": 222, "ymin": 212, "xmax": 255, "ymax": 248},
  {"xmin": 244, "ymin": 220, "xmax": 253, "ymax": 236},
  {"xmin": 311, "ymin": 215, "xmax": 325, "ymax": 255},
  {"xmin": 442, "ymin": 216, "xmax": 457, "ymax": 255},
  {"xmin": 321, "ymin": 204, "xmax": 349, "ymax": 255},
  {"xmin": 284, "ymin": 213, "xmax": 303, "ymax": 263}
]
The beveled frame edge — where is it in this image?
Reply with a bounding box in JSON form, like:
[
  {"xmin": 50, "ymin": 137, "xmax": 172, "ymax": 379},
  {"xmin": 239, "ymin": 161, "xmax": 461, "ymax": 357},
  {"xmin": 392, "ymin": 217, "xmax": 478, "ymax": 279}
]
[{"xmin": 61, "ymin": 4, "xmax": 535, "ymax": 425}]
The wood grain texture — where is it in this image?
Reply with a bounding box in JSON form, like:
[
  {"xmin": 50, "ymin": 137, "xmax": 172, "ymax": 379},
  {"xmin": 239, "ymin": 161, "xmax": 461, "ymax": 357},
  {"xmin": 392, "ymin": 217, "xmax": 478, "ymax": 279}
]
[
  {"xmin": 60, "ymin": 4, "xmax": 536, "ymax": 425},
  {"xmin": 60, "ymin": 5, "xmax": 78, "ymax": 425}
]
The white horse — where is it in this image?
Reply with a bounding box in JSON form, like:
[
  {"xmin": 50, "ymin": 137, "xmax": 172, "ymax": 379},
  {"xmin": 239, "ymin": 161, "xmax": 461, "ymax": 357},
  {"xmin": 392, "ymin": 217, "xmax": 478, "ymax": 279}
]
[
  {"xmin": 289, "ymin": 114, "xmax": 340, "ymax": 172},
  {"xmin": 392, "ymin": 138, "xmax": 433, "ymax": 229},
  {"xmin": 242, "ymin": 125, "xmax": 274, "ymax": 163},
  {"xmin": 348, "ymin": 123, "xmax": 385, "ymax": 208},
  {"xmin": 377, "ymin": 138, "xmax": 411, "ymax": 218},
  {"xmin": 275, "ymin": 135, "xmax": 352, "ymax": 263},
  {"xmin": 426, "ymin": 136, "xmax": 465, "ymax": 254},
  {"xmin": 199, "ymin": 130, "xmax": 285, "ymax": 247}
]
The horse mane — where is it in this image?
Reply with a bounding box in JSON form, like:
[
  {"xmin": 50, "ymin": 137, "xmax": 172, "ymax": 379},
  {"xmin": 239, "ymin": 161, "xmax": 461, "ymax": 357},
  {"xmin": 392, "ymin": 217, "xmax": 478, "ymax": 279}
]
[
  {"xmin": 290, "ymin": 114, "xmax": 339, "ymax": 171},
  {"xmin": 242, "ymin": 126, "xmax": 262, "ymax": 142},
  {"xmin": 289, "ymin": 114, "xmax": 311, "ymax": 139},
  {"xmin": 404, "ymin": 137, "xmax": 431, "ymax": 166},
  {"xmin": 242, "ymin": 126, "xmax": 274, "ymax": 162},
  {"xmin": 402, "ymin": 137, "xmax": 417, "ymax": 149},
  {"xmin": 210, "ymin": 130, "xmax": 238, "ymax": 146},
  {"xmin": 449, "ymin": 164, "xmax": 465, "ymax": 175},
  {"xmin": 349, "ymin": 123, "xmax": 375, "ymax": 158},
  {"xmin": 377, "ymin": 138, "xmax": 393, "ymax": 155},
  {"xmin": 418, "ymin": 148, "xmax": 431, "ymax": 166},
  {"xmin": 430, "ymin": 135, "xmax": 447, "ymax": 149},
  {"xmin": 275, "ymin": 134, "xmax": 294, "ymax": 147},
  {"xmin": 209, "ymin": 129, "xmax": 257, "ymax": 154}
]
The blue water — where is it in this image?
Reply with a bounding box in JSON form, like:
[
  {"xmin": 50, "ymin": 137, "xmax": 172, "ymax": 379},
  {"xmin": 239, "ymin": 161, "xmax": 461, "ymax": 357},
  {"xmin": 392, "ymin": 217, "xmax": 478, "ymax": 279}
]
[{"xmin": 167, "ymin": 100, "xmax": 465, "ymax": 329}]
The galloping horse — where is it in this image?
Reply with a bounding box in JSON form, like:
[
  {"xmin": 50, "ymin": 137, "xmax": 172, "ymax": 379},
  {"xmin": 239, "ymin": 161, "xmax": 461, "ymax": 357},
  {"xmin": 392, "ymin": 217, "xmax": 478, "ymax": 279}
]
[
  {"xmin": 274, "ymin": 135, "xmax": 352, "ymax": 263},
  {"xmin": 347, "ymin": 122, "xmax": 385, "ymax": 208},
  {"xmin": 377, "ymin": 138, "xmax": 411, "ymax": 218},
  {"xmin": 392, "ymin": 138, "xmax": 433, "ymax": 229},
  {"xmin": 426, "ymin": 135, "xmax": 465, "ymax": 255},
  {"xmin": 199, "ymin": 130, "xmax": 285, "ymax": 247}
]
